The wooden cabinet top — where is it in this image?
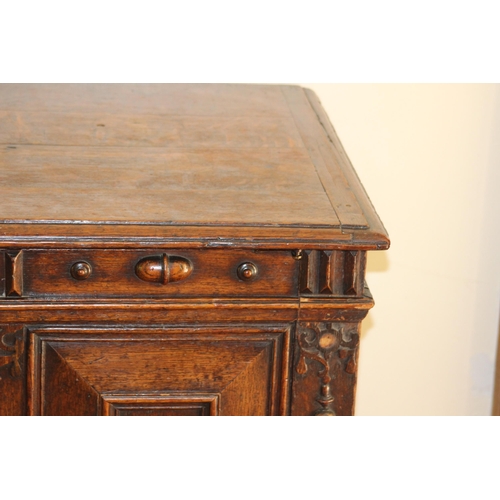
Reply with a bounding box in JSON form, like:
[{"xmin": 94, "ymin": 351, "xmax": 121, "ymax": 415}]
[{"xmin": 0, "ymin": 84, "xmax": 389, "ymax": 250}]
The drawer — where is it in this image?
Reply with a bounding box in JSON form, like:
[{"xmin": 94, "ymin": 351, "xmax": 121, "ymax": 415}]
[{"xmin": 5, "ymin": 249, "xmax": 298, "ymax": 298}]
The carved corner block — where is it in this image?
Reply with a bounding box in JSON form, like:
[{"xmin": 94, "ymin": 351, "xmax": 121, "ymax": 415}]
[
  {"xmin": 4, "ymin": 250, "xmax": 24, "ymax": 297},
  {"xmin": 299, "ymin": 250, "xmax": 366, "ymax": 296},
  {"xmin": 291, "ymin": 322, "xmax": 360, "ymax": 416}
]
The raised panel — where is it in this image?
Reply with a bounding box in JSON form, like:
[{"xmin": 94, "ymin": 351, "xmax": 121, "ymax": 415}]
[
  {"xmin": 39, "ymin": 342, "xmax": 100, "ymax": 416},
  {"xmin": 102, "ymin": 394, "xmax": 220, "ymax": 416},
  {"xmin": 28, "ymin": 325, "xmax": 292, "ymax": 416}
]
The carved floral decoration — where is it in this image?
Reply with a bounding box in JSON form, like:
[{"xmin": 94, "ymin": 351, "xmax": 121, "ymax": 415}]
[
  {"xmin": 296, "ymin": 322, "xmax": 358, "ymax": 416},
  {"xmin": 0, "ymin": 328, "xmax": 25, "ymax": 378}
]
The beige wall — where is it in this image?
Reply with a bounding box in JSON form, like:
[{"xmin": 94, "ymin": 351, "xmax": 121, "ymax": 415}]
[{"xmin": 300, "ymin": 84, "xmax": 500, "ymax": 415}]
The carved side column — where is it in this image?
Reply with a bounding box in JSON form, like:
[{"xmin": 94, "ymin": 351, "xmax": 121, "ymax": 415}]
[
  {"xmin": 291, "ymin": 322, "xmax": 360, "ymax": 416},
  {"xmin": 0, "ymin": 325, "xmax": 27, "ymax": 415},
  {"xmin": 292, "ymin": 248, "xmax": 369, "ymax": 416}
]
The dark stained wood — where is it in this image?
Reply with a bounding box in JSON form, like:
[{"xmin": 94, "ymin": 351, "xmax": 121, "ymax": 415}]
[
  {"xmin": 5, "ymin": 250, "xmax": 24, "ymax": 296},
  {"xmin": 299, "ymin": 249, "xmax": 366, "ymax": 296},
  {"xmin": 0, "ymin": 251, "xmax": 4, "ymax": 297},
  {"xmin": 291, "ymin": 322, "xmax": 360, "ymax": 416},
  {"xmin": 102, "ymin": 394, "xmax": 220, "ymax": 416},
  {"xmin": 0, "ymin": 295, "xmax": 373, "ymax": 324},
  {"xmin": 70, "ymin": 261, "xmax": 92, "ymax": 281},
  {"xmin": 343, "ymin": 251, "xmax": 367, "ymax": 296},
  {"xmin": 0, "ymin": 325, "xmax": 27, "ymax": 416},
  {"xmin": 0, "ymin": 297, "xmax": 302, "ymax": 324},
  {"xmin": 0, "ymin": 84, "xmax": 389, "ymax": 416},
  {"xmin": 0, "ymin": 223, "xmax": 383, "ymax": 251},
  {"xmin": 135, "ymin": 254, "xmax": 193, "ymax": 284},
  {"xmin": 20, "ymin": 249, "xmax": 298, "ymax": 298}
]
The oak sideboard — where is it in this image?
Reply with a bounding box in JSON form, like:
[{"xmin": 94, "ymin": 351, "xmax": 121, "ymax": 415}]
[{"xmin": 0, "ymin": 84, "xmax": 389, "ymax": 416}]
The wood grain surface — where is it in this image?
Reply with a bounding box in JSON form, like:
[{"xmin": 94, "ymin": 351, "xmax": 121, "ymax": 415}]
[{"xmin": 0, "ymin": 84, "xmax": 389, "ymax": 249}]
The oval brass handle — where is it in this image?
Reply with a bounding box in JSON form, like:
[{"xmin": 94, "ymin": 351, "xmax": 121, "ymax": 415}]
[{"xmin": 135, "ymin": 254, "xmax": 193, "ymax": 284}]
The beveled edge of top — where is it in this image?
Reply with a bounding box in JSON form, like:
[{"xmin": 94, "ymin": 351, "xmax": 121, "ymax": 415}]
[{"xmin": 300, "ymin": 86, "xmax": 390, "ymax": 249}]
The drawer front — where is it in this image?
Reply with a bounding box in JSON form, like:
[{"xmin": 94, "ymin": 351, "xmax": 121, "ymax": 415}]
[{"xmin": 16, "ymin": 249, "xmax": 298, "ymax": 298}]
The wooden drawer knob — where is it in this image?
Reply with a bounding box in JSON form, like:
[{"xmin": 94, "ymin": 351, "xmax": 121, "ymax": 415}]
[
  {"xmin": 135, "ymin": 254, "xmax": 193, "ymax": 284},
  {"xmin": 70, "ymin": 261, "xmax": 92, "ymax": 280},
  {"xmin": 237, "ymin": 262, "xmax": 258, "ymax": 281}
]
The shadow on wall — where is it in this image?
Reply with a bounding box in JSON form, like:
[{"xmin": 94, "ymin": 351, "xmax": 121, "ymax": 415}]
[
  {"xmin": 361, "ymin": 250, "xmax": 390, "ymax": 341},
  {"xmin": 470, "ymin": 85, "xmax": 500, "ymax": 414},
  {"xmin": 494, "ymin": 311, "xmax": 500, "ymax": 416}
]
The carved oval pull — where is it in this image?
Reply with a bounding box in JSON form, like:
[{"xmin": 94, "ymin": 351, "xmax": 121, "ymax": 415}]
[{"xmin": 135, "ymin": 254, "xmax": 193, "ymax": 284}]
